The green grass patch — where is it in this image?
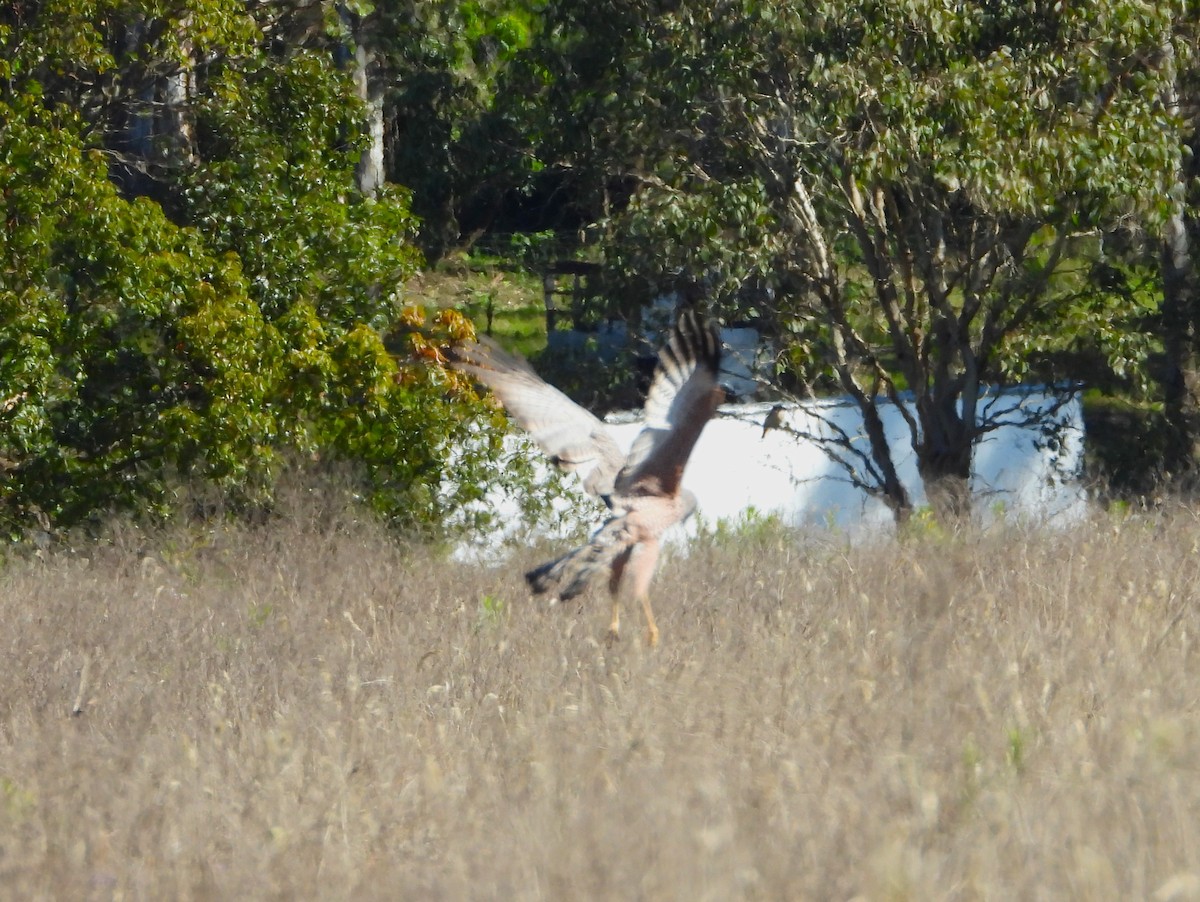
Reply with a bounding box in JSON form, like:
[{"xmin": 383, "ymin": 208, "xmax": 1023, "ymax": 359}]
[{"xmin": 411, "ymin": 255, "xmax": 548, "ymax": 356}]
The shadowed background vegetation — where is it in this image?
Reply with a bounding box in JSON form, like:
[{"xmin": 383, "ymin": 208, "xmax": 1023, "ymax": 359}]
[
  {"xmin": 3, "ymin": 0, "xmax": 1200, "ymax": 539},
  {"xmin": 2, "ymin": 496, "xmax": 1199, "ymax": 898}
]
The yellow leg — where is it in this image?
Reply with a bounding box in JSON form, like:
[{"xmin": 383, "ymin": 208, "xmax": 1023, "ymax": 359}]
[
  {"xmin": 607, "ymin": 547, "xmax": 631, "ymax": 645},
  {"xmin": 639, "ymin": 594, "xmax": 659, "ymax": 647}
]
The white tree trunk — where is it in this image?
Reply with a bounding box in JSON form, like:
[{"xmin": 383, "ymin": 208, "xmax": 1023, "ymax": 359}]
[{"xmin": 354, "ymin": 43, "xmax": 385, "ymax": 197}]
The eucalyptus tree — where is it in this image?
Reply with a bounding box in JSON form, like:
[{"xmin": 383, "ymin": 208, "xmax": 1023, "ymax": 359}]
[{"xmin": 510, "ymin": 0, "xmax": 1189, "ymax": 522}]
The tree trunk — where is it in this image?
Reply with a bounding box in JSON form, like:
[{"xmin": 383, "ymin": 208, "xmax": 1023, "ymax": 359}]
[
  {"xmin": 1159, "ymin": 40, "xmax": 1200, "ymax": 476},
  {"xmin": 917, "ymin": 312, "xmax": 980, "ymax": 523},
  {"xmin": 115, "ymin": 20, "xmax": 155, "ymax": 197},
  {"xmin": 353, "ymin": 42, "xmax": 385, "ymax": 197},
  {"xmin": 113, "ymin": 19, "xmax": 195, "ymax": 206},
  {"xmin": 916, "ymin": 396, "xmax": 974, "ymax": 523},
  {"xmin": 160, "ymin": 42, "xmax": 197, "ymax": 172},
  {"xmin": 1162, "ymin": 206, "xmax": 1199, "ymax": 475},
  {"xmin": 338, "ymin": 4, "xmax": 384, "ymax": 198},
  {"xmin": 861, "ymin": 398, "xmax": 913, "ymax": 523}
]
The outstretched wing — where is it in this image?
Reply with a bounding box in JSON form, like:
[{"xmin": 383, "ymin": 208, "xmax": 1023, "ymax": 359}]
[
  {"xmin": 614, "ymin": 309, "xmax": 723, "ymax": 499},
  {"xmin": 448, "ymin": 335, "xmax": 626, "ymax": 498}
]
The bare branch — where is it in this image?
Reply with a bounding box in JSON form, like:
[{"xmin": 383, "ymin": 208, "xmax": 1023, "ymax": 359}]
[{"xmin": 838, "ymin": 166, "xmax": 922, "ymax": 394}]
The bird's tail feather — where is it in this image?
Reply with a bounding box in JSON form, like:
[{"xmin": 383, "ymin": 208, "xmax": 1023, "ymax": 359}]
[{"xmin": 526, "ymin": 518, "xmax": 628, "ymax": 601}]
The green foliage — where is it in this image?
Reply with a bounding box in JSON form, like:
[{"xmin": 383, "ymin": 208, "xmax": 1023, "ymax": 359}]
[
  {"xmin": 897, "ymin": 507, "xmax": 950, "ymax": 544},
  {"xmin": 173, "ymin": 49, "xmax": 491, "ymax": 534},
  {"xmin": 795, "ymin": 1, "xmax": 1182, "ymax": 220},
  {"xmin": 508, "ymin": 0, "xmax": 1195, "ymax": 519},
  {"xmin": 0, "ymin": 11, "xmax": 537, "ymax": 544},
  {"xmin": 289, "ymin": 308, "xmax": 496, "ymax": 535},
  {"xmin": 999, "ymin": 252, "xmax": 1164, "ymax": 394},
  {"xmin": 184, "ymin": 52, "xmax": 422, "ymax": 326},
  {"xmin": 1, "ymin": 95, "xmax": 279, "ymax": 534},
  {"xmin": 476, "ymin": 593, "xmax": 508, "ymax": 631},
  {"xmin": 695, "ymin": 507, "xmax": 794, "ymax": 552},
  {"xmin": 0, "ymin": 0, "xmax": 258, "ymax": 171},
  {"xmin": 5, "ymin": 0, "xmax": 1198, "ymax": 540},
  {"xmin": 505, "ymin": 229, "xmax": 562, "ymax": 269},
  {"xmin": 520, "ymin": 0, "xmax": 1183, "ymax": 323},
  {"xmin": 372, "ymin": 0, "xmax": 543, "ymax": 256},
  {"xmin": 1006, "ymin": 725, "xmax": 1031, "ymax": 775}
]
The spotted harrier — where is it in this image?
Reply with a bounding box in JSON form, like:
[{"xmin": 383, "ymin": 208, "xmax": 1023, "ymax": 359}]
[{"xmin": 449, "ymin": 309, "xmax": 724, "ymax": 646}]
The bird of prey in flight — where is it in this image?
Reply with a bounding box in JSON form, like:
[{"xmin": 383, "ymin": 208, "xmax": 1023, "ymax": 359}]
[{"xmin": 449, "ymin": 310, "xmax": 724, "ymax": 646}]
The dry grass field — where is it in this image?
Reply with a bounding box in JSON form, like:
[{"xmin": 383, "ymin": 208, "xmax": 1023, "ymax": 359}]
[{"xmin": 3, "ymin": 495, "xmax": 1200, "ymax": 900}]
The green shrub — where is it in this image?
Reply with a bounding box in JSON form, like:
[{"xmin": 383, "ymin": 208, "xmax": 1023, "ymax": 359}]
[
  {"xmin": 0, "ymin": 85, "xmax": 542, "ymax": 543},
  {"xmin": 1, "ymin": 97, "xmax": 279, "ymax": 535}
]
